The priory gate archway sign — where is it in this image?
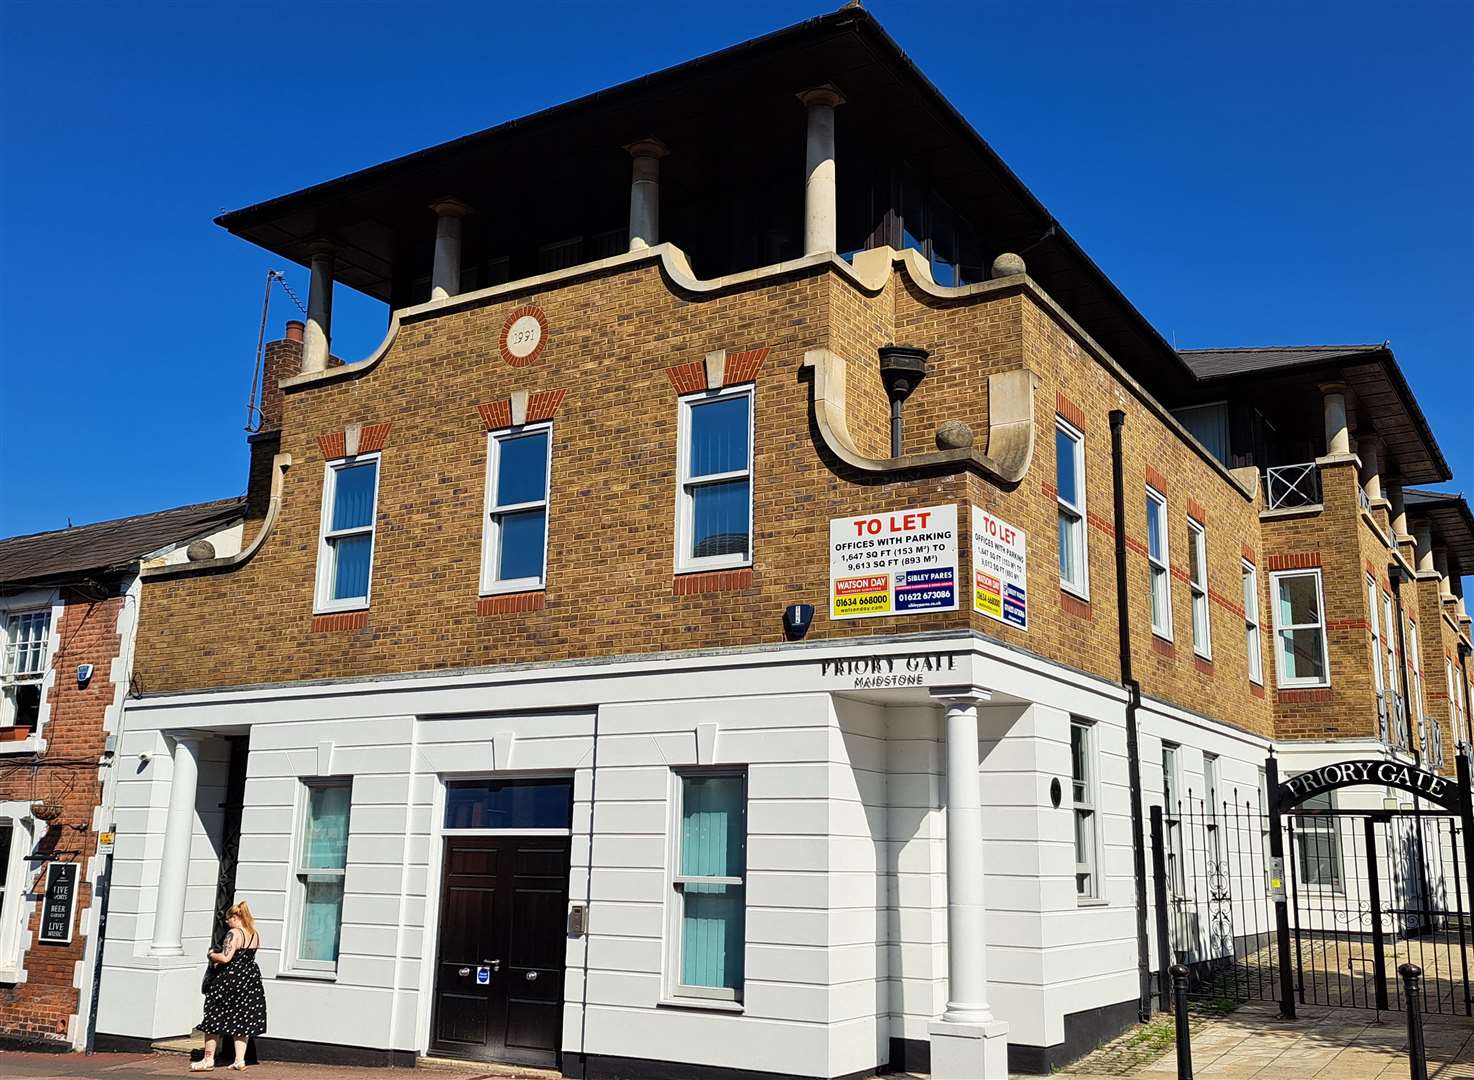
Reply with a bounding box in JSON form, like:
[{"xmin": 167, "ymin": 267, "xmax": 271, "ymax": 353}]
[{"xmin": 1266, "ymin": 751, "xmax": 1474, "ymax": 1017}]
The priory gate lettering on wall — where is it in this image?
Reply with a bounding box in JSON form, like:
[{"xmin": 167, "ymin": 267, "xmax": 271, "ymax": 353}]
[{"xmin": 1148, "ymin": 750, "xmax": 1474, "ymax": 1018}]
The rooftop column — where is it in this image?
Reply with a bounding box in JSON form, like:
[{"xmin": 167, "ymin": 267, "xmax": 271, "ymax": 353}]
[
  {"xmin": 798, "ymin": 85, "xmax": 844, "ymax": 256},
  {"xmin": 625, "ymin": 138, "xmax": 668, "ymax": 251},
  {"xmin": 1434, "ymin": 549, "xmax": 1454, "ymax": 599},
  {"xmin": 1414, "ymin": 521, "xmax": 1436, "ymax": 574},
  {"xmin": 150, "ymin": 735, "xmax": 200, "ymax": 956},
  {"xmin": 429, "ymin": 198, "xmax": 472, "ymax": 301},
  {"xmin": 1386, "ymin": 479, "xmax": 1410, "ymax": 539},
  {"xmin": 302, "ymin": 241, "xmax": 336, "ymax": 374},
  {"xmin": 1319, "ymin": 382, "xmax": 1351, "ymax": 457},
  {"xmin": 1358, "ymin": 433, "xmax": 1385, "ymax": 502},
  {"xmin": 928, "ymin": 686, "xmax": 1009, "ymax": 1079}
]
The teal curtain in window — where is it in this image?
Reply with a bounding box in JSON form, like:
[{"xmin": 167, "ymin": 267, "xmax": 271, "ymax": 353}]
[
  {"xmin": 298, "ymin": 783, "xmax": 350, "ymax": 964},
  {"xmin": 680, "ymin": 775, "xmax": 745, "ymax": 990},
  {"xmin": 302, "ymin": 785, "xmax": 350, "ymax": 868}
]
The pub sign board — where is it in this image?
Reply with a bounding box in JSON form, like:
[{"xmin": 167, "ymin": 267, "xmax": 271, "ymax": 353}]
[
  {"xmin": 39, "ymin": 861, "xmax": 78, "ymax": 945},
  {"xmin": 1277, "ymin": 759, "xmax": 1462, "ymax": 814}
]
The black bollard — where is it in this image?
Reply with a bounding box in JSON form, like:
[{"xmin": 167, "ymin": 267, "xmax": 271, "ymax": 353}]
[
  {"xmin": 1170, "ymin": 963, "xmax": 1193, "ymax": 1080},
  {"xmin": 1399, "ymin": 964, "xmax": 1427, "ymax": 1080}
]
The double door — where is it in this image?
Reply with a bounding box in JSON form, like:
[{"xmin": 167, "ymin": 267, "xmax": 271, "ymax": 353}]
[{"xmin": 430, "ymin": 835, "xmax": 570, "ymax": 1066}]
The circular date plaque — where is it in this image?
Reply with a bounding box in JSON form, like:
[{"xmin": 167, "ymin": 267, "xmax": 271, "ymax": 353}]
[{"xmin": 500, "ymin": 305, "xmax": 548, "ymax": 367}]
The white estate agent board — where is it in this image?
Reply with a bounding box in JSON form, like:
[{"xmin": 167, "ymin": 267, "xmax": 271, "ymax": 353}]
[
  {"xmin": 829, "ymin": 504, "xmax": 958, "ymax": 619},
  {"xmin": 970, "ymin": 505, "xmax": 1028, "ymax": 629}
]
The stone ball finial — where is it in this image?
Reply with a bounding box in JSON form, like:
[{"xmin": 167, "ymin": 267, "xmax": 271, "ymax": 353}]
[
  {"xmin": 991, "ymin": 252, "xmax": 1026, "ymax": 279},
  {"xmin": 186, "ymin": 540, "xmax": 217, "ymax": 563},
  {"xmin": 936, "ymin": 420, "xmax": 975, "ymax": 450}
]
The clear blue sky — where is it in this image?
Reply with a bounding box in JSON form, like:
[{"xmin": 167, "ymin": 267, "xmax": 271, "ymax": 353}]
[{"xmin": 2, "ymin": 1, "xmax": 1470, "ymax": 554}]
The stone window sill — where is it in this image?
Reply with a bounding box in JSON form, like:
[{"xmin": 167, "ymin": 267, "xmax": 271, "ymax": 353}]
[
  {"xmin": 0, "ymin": 735, "xmax": 44, "ymax": 756},
  {"xmin": 658, "ymin": 996, "xmax": 744, "ymax": 1013}
]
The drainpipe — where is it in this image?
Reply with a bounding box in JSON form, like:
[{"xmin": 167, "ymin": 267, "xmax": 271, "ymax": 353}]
[
  {"xmin": 878, "ymin": 346, "xmax": 929, "ymax": 457},
  {"xmin": 1109, "ymin": 410, "xmax": 1153, "ymax": 1020}
]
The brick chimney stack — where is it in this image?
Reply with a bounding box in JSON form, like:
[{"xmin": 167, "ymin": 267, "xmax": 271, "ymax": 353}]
[{"xmin": 245, "ymin": 321, "xmax": 303, "ymax": 523}]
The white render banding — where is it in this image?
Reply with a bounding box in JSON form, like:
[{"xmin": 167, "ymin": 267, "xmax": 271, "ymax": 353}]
[
  {"xmin": 625, "ymin": 138, "xmax": 668, "ymax": 251},
  {"xmin": 149, "ymin": 735, "xmax": 200, "ymax": 956},
  {"xmin": 303, "ymin": 242, "xmax": 336, "ymax": 374},
  {"xmin": 798, "ymin": 86, "xmax": 844, "ymax": 256},
  {"xmin": 429, "ymin": 198, "xmax": 471, "ymax": 301}
]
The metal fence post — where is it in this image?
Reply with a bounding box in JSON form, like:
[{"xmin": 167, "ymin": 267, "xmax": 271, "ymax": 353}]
[
  {"xmin": 1400, "ymin": 963, "xmax": 1427, "ymax": 1080},
  {"xmin": 1171, "ymin": 963, "xmax": 1193, "ymax": 1080}
]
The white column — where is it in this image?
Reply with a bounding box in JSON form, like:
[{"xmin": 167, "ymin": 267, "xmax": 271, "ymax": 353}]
[
  {"xmin": 625, "ymin": 138, "xmax": 668, "ymax": 251},
  {"xmin": 928, "ymin": 687, "xmax": 1009, "ymax": 1080},
  {"xmin": 429, "ymin": 198, "xmax": 471, "ymax": 301},
  {"xmin": 798, "ymin": 85, "xmax": 844, "ymax": 256},
  {"xmin": 1386, "ymin": 479, "xmax": 1409, "ymax": 538},
  {"xmin": 1319, "ymin": 382, "xmax": 1351, "ymax": 457},
  {"xmin": 150, "ymin": 735, "xmax": 200, "ymax": 956},
  {"xmin": 1414, "ymin": 522, "xmax": 1436, "ymax": 574},
  {"xmin": 302, "ymin": 241, "xmax": 335, "ymax": 374},
  {"xmin": 1434, "ymin": 549, "xmax": 1454, "ymax": 599},
  {"xmin": 1358, "ymin": 433, "xmax": 1384, "ymax": 502}
]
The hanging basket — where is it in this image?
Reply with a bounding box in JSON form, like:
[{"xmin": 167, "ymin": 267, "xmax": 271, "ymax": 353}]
[{"xmin": 31, "ymin": 799, "xmax": 64, "ymax": 823}]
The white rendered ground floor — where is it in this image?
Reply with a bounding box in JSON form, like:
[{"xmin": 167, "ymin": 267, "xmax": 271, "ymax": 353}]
[{"xmin": 92, "ymin": 631, "xmax": 1423, "ymax": 1078}]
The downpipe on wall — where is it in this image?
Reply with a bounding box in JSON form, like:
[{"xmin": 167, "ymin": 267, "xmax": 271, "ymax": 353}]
[{"xmin": 1109, "ymin": 409, "xmax": 1154, "ymax": 1021}]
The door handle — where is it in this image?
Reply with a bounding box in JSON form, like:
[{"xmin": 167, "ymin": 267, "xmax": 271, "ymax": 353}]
[
  {"xmin": 483, "ymin": 959, "xmax": 501, "ymax": 972},
  {"xmin": 525, "ymin": 971, "xmax": 538, "ymax": 981}
]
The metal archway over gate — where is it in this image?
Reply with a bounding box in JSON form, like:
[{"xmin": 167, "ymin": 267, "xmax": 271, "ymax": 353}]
[{"xmin": 1148, "ymin": 750, "xmax": 1474, "ymax": 1019}]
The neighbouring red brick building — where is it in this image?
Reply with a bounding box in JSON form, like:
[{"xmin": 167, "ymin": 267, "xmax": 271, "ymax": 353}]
[{"xmin": 0, "ymin": 499, "xmax": 244, "ymax": 1049}]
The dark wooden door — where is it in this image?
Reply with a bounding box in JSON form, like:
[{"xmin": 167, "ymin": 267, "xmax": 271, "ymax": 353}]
[{"xmin": 430, "ymin": 836, "xmax": 569, "ymax": 1066}]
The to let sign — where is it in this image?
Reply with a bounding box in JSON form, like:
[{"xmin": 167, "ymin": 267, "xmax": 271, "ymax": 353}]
[
  {"xmin": 39, "ymin": 861, "xmax": 78, "ymax": 945},
  {"xmin": 828, "ymin": 505, "xmax": 958, "ymax": 620}
]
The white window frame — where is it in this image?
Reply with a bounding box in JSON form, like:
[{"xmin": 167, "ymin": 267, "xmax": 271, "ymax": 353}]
[
  {"xmin": 1056, "ymin": 418, "xmax": 1089, "ymax": 598},
  {"xmin": 0, "ymin": 803, "xmax": 41, "ymax": 982},
  {"xmin": 1293, "ymin": 788, "xmax": 1343, "ymax": 892},
  {"xmin": 675, "ymin": 384, "xmax": 754, "ymax": 575},
  {"xmin": 1383, "ymin": 591, "xmax": 1405, "ymax": 743},
  {"xmin": 1146, "ymin": 486, "xmax": 1172, "ymax": 639},
  {"xmin": 1243, "ymin": 560, "xmax": 1262, "ymax": 685},
  {"xmin": 1071, "ymin": 720, "xmax": 1101, "ymax": 900},
  {"xmin": 1187, "ymin": 517, "xmax": 1211, "ymax": 659},
  {"xmin": 0, "ymin": 591, "xmax": 60, "ymax": 751},
  {"xmin": 1270, "ymin": 569, "xmax": 1330, "ymax": 689},
  {"xmin": 666, "ymin": 768, "xmax": 748, "ymax": 1006},
  {"xmin": 1407, "ymin": 617, "xmax": 1428, "ymax": 759},
  {"xmin": 1162, "ymin": 743, "xmax": 1184, "ymax": 898},
  {"xmin": 480, "ymin": 421, "xmax": 553, "ymax": 595},
  {"xmin": 1368, "ymin": 576, "xmax": 1386, "ymax": 726},
  {"xmin": 313, "ymin": 453, "xmax": 381, "ymax": 614},
  {"xmin": 287, "ymin": 778, "xmax": 352, "ymax": 976}
]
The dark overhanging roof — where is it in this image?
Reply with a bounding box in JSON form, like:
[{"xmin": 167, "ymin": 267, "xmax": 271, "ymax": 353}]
[
  {"xmin": 1178, "ymin": 343, "xmax": 1451, "ymax": 485},
  {"xmin": 214, "ymin": 5, "xmax": 1199, "ymax": 397},
  {"xmin": 0, "ymin": 497, "xmax": 246, "ymax": 588},
  {"xmin": 1405, "ymin": 488, "xmax": 1474, "ymax": 579}
]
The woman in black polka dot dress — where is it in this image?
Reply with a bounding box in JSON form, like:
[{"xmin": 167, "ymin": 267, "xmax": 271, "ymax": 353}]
[{"xmin": 192, "ymin": 901, "xmax": 268, "ymax": 1071}]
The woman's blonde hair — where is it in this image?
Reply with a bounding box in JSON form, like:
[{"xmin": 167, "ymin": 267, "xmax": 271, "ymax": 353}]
[{"xmin": 227, "ymin": 900, "xmax": 257, "ymax": 939}]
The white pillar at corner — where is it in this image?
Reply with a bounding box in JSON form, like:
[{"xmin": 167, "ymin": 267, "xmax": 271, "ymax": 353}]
[
  {"xmin": 1319, "ymin": 382, "xmax": 1351, "ymax": 457},
  {"xmin": 798, "ymin": 85, "xmax": 844, "ymax": 256},
  {"xmin": 928, "ymin": 687, "xmax": 1009, "ymax": 1080},
  {"xmin": 302, "ymin": 241, "xmax": 336, "ymax": 374},
  {"xmin": 625, "ymin": 138, "xmax": 668, "ymax": 251},
  {"xmin": 150, "ymin": 735, "xmax": 200, "ymax": 956},
  {"xmin": 429, "ymin": 198, "xmax": 471, "ymax": 301}
]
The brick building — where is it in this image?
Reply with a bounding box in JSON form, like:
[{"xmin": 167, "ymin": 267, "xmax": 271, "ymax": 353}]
[
  {"xmin": 81, "ymin": 8, "xmax": 1474, "ymax": 1077},
  {"xmin": 0, "ymin": 499, "xmax": 244, "ymax": 1050}
]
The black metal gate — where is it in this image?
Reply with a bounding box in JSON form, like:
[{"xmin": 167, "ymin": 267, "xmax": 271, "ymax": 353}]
[{"xmin": 1150, "ymin": 751, "xmax": 1474, "ymax": 1017}]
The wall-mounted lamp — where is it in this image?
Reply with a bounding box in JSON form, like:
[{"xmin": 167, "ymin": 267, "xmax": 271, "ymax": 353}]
[{"xmin": 783, "ymin": 603, "xmax": 814, "ymax": 641}]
